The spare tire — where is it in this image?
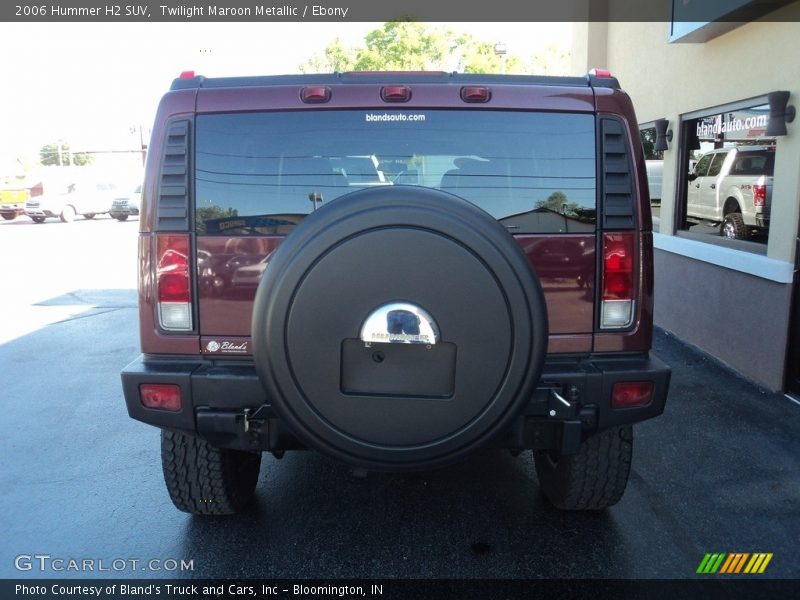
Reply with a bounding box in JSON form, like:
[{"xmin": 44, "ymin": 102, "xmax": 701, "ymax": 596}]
[{"xmin": 252, "ymin": 186, "xmax": 548, "ymax": 471}]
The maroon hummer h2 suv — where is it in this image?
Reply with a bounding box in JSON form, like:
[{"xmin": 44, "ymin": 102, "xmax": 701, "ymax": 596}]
[{"xmin": 121, "ymin": 70, "xmax": 670, "ymax": 515}]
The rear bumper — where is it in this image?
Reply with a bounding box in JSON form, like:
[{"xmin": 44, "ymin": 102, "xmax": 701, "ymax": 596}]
[
  {"xmin": 110, "ymin": 207, "xmax": 139, "ymax": 217},
  {"xmin": 25, "ymin": 208, "xmax": 57, "ymax": 218},
  {"xmin": 122, "ymin": 353, "xmax": 670, "ymax": 455}
]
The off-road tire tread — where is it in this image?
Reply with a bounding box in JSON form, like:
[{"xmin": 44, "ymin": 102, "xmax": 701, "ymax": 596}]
[
  {"xmin": 722, "ymin": 212, "xmax": 748, "ymax": 240},
  {"xmin": 534, "ymin": 426, "xmax": 632, "ymax": 510},
  {"xmin": 161, "ymin": 430, "xmax": 261, "ymax": 515}
]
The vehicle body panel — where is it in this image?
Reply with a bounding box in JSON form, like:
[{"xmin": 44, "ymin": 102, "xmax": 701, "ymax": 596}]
[
  {"xmin": 194, "ymin": 233, "xmax": 597, "ymax": 354},
  {"xmin": 139, "ymin": 79, "xmax": 652, "ymax": 357}
]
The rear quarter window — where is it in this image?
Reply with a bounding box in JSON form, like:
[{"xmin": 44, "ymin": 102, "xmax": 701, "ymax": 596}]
[{"xmin": 731, "ymin": 151, "xmax": 775, "ymax": 176}]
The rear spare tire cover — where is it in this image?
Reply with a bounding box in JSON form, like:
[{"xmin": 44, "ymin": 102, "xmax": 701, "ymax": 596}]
[{"xmin": 252, "ymin": 187, "xmax": 548, "ymax": 471}]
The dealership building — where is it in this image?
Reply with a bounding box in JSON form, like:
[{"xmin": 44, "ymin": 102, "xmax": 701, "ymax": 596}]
[{"xmin": 572, "ymin": 2, "xmax": 800, "ymax": 392}]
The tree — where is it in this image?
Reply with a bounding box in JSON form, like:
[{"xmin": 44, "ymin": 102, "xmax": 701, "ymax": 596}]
[
  {"xmin": 300, "ymin": 38, "xmax": 356, "ymax": 73},
  {"xmin": 537, "ymin": 190, "xmax": 569, "ymax": 213},
  {"xmin": 640, "ymin": 128, "xmax": 664, "ymax": 161},
  {"xmin": 535, "ymin": 190, "xmax": 592, "ymax": 222},
  {"xmin": 72, "ymin": 152, "xmax": 93, "ymax": 166},
  {"xmin": 39, "ymin": 141, "xmax": 93, "ymax": 166},
  {"xmin": 300, "ymin": 22, "xmax": 524, "ymax": 74},
  {"xmin": 526, "ymin": 44, "xmax": 572, "ymax": 75},
  {"xmin": 458, "ymin": 40, "xmax": 520, "ymax": 74}
]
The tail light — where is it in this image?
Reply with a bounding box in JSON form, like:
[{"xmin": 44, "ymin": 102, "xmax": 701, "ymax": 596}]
[
  {"xmin": 753, "ymin": 182, "xmax": 767, "ymax": 208},
  {"xmin": 612, "ymin": 381, "xmax": 653, "ymax": 409},
  {"xmin": 156, "ymin": 234, "xmax": 193, "ymax": 331},
  {"xmin": 601, "ymin": 232, "xmax": 635, "ymax": 329}
]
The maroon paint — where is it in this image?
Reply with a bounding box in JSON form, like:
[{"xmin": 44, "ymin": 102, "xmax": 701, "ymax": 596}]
[
  {"xmin": 195, "ymin": 233, "xmax": 597, "ymax": 351},
  {"xmin": 139, "ymin": 80, "xmax": 654, "ymax": 356},
  {"xmin": 195, "ymin": 84, "xmax": 596, "ymax": 115}
]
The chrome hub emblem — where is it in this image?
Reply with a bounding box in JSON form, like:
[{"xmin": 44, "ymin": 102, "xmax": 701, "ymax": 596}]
[{"xmin": 360, "ymin": 302, "xmax": 440, "ymax": 345}]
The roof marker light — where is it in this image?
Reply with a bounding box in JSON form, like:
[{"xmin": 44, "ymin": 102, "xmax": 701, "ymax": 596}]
[
  {"xmin": 301, "ymin": 86, "xmax": 332, "ymax": 103},
  {"xmin": 381, "ymin": 85, "xmax": 411, "ymax": 102},
  {"xmin": 589, "ymin": 68, "xmax": 612, "ymax": 78},
  {"xmin": 461, "ymin": 86, "xmax": 491, "ymax": 103},
  {"xmin": 179, "ymin": 71, "xmax": 196, "ymax": 79}
]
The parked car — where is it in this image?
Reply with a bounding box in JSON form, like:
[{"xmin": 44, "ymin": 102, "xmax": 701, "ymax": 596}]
[
  {"xmin": 645, "ymin": 159, "xmax": 663, "ymax": 202},
  {"xmin": 25, "ymin": 181, "xmax": 120, "ymax": 223},
  {"xmin": 0, "ymin": 179, "xmax": 43, "ymax": 221},
  {"xmin": 122, "ymin": 70, "xmax": 670, "ymax": 515},
  {"xmin": 109, "ymin": 184, "xmax": 142, "ymax": 221},
  {"xmin": 686, "ymin": 145, "xmax": 774, "ymax": 239}
]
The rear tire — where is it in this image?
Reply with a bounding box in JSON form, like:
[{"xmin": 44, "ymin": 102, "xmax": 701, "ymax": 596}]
[
  {"xmin": 59, "ymin": 205, "xmax": 76, "ymax": 223},
  {"xmin": 31, "ymin": 217, "xmax": 46, "ymax": 224},
  {"xmin": 721, "ymin": 212, "xmax": 748, "ymax": 240},
  {"xmin": 115, "ymin": 214, "xmax": 129, "ymax": 221},
  {"xmin": 161, "ymin": 430, "xmax": 261, "ymax": 515},
  {"xmin": 1, "ymin": 213, "xmax": 15, "ymax": 221},
  {"xmin": 534, "ymin": 426, "xmax": 632, "ymax": 510},
  {"xmin": 84, "ymin": 212, "xmax": 96, "ymax": 220}
]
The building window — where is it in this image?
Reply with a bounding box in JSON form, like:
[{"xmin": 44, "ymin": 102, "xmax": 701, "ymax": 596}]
[
  {"xmin": 640, "ymin": 124, "xmax": 664, "ymax": 233},
  {"xmin": 676, "ymin": 100, "xmax": 775, "ymax": 253}
]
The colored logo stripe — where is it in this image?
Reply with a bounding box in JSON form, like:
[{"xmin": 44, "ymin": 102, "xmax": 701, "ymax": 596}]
[
  {"xmin": 744, "ymin": 553, "xmax": 773, "ymax": 574},
  {"xmin": 697, "ymin": 553, "xmax": 725, "ymax": 574},
  {"xmin": 720, "ymin": 553, "xmax": 749, "ymax": 574},
  {"xmin": 697, "ymin": 553, "xmax": 772, "ymax": 574}
]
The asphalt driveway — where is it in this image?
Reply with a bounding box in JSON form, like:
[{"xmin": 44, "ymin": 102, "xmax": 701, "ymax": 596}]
[{"xmin": 0, "ymin": 218, "xmax": 798, "ymax": 581}]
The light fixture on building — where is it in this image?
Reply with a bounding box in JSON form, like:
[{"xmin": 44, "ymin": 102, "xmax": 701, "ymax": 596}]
[
  {"xmin": 654, "ymin": 118, "xmax": 673, "ymax": 151},
  {"xmin": 766, "ymin": 91, "xmax": 795, "ymax": 137}
]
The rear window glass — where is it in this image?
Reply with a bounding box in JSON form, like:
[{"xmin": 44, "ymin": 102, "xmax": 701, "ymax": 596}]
[
  {"xmin": 730, "ymin": 151, "xmax": 775, "ymax": 176},
  {"xmin": 195, "ymin": 110, "xmax": 597, "ymax": 235}
]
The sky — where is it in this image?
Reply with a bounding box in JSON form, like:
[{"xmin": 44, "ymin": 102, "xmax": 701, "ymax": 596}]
[{"xmin": 0, "ymin": 22, "xmax": 572, "ymax": 173}]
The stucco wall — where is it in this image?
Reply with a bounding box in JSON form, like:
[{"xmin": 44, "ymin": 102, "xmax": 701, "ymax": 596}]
[
  {"xmin": 575, "ymin": 8, "xmax": 800, "ymax": 390},
  {"xmin": 603, "ymin": 9, "xmax": 800, "ymax": 263},
  {"xmin": 654, "ymin": 249, "xmax": 791, "ymax": 390}
]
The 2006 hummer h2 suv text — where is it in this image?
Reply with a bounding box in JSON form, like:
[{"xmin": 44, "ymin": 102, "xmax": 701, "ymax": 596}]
[{"xmin": 121, "ymin": 70, "xmax": 670, "ymax": 515}]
